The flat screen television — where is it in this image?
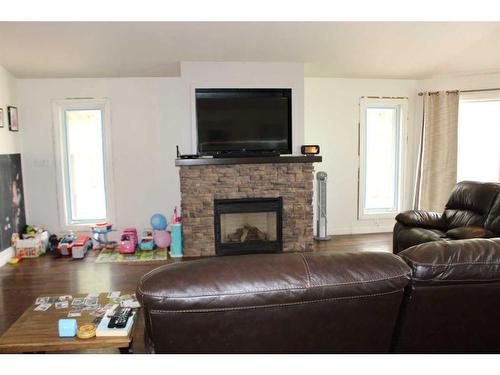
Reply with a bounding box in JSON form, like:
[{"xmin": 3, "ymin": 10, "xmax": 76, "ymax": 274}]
[{"xmin": 195, "ymin": 88, "xmax": 292, "ymax": 156}]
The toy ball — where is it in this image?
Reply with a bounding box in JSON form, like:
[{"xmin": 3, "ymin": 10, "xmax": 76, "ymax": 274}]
[
  {"xmin": 150, "ymin": 213, "xmax": 168, "ymax": 231},
  {"xmin": 154, "ymin": 230, "xmax": 171, "ymax": 248}
]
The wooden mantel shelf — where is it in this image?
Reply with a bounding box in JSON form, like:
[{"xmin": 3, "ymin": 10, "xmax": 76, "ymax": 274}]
[{"xmin": 175, "ymin": 155, "xmax": 322, "ymax": 166}]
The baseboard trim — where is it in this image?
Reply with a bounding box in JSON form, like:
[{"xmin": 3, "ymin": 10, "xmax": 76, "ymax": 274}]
[
  {"xmin": 330, "ymin": 225, "xmax": 394, "ymax": 236},
  {"xmin": 0, "ymin": 247, "xmax": 15, "ymax": 268}
]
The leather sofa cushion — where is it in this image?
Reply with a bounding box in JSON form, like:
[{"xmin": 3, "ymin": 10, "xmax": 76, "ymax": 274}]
[
  {"xmin": 399, "ymin": 238, "xmax": 500, "ymax": 284},
  {"xmin": 444, "ymin": 181, "xmax": 500, "ymax": 214},
  {"xmin": 442, "ymin": 209, "xmax": 486, "ymax": 229},
  {"xmin": 442, "ymin": 181, "xmax": 500, "ymax": 229},
  {"xmin": 395, "ymin": 227, "xmax": 447, "ymax": 252},
  {"xmin": 395, "ymin": 210, "xmax": 443, "ymax": 229},
  {"xmin": 137, "ymin": 251, "xmax": 411, "ymax": 312},
  {"xmin": 445, "ymin": 226, "xmax": 495, "ymax": 239},
  {"xmin": 485, "ymin": 194, "xmax": 500, "ymax": 235}
]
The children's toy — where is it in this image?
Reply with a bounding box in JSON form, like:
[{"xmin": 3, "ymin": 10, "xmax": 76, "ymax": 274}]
[
  {"xmin": 139, "ymin": 229, "xmax": 155, "ymax": 251},
  {"xmin": 48, "ymin": 234, "xmax": 60, "ymax": 257},
  {"xmin": 11, "ymin": 228, "xmax": 49, "ymax": 258},
  {"xmin": 11, "ymin": 233, "xmax": 19, "ymax": 247},
  {"xmin": 170, "ymin": 206, "xmax": 181, "ymax": 224},
  {"xmin": 91, "ymin": 222, "xmax": 114, "ymax": 250},
  {"xmin": 22, "ymin": 226, "xmax": 50, "ymax": 250},
  {"xmin": 58, "ymin": 319, "xmax": 78, "ymax": 337},
  {"xmin": 58, "ymin": 234, "xmax": 77, "ymax": 256},
  {"xmin": 151, "ymin": 214, "xmax": 167, "ymax": 231},
  {"xmin": 8, "ymin": 256, "xmax": 23, "ymax": 264},
  {"xmin": 119, "ymin": 228, "xmax": 138, "ymax": 254},
  {"xmin": 153, "ymin": 230, "xmax": 171, "ymax": 249},
  {"xmin": 170, "ymin": 223, "xmax": 183, "ymax": 257},
  {"xmin": 72, "ymin": 236, "xmax": 93, "ymax": 259},
  {"xmin": 15, "ymin": 238, "xmax": 45, "ymax": 258}
]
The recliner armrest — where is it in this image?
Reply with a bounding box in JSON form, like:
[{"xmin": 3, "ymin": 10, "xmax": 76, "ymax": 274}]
[{"xmin": 395, "ymin": 210, "xmax": 443, "ymax": 229}]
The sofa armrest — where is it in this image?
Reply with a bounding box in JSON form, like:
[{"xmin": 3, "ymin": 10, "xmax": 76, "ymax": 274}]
[
  {"xmin": 445, "ymin": 226, "xmax": 495, "ymax": 240},
  {"xmin": 395, "ymin": 210, "xmax": 443, "ymax": 229},
  {"xmin": 399, "ymin": 238, "xmax": 500, "ymax": 284}
]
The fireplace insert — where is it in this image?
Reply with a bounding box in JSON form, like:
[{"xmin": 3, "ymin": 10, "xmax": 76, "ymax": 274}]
[{"xmin": 214, "ymin": 197, "xmax": 283, "ymax": 255}]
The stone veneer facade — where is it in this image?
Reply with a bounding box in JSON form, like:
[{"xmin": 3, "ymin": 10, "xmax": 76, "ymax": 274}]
[{"xmin": 179, "ymin": 163, "xmax": 315, "ymax": 257}]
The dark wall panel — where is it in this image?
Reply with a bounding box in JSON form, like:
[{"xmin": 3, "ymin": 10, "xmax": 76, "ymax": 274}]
[{"xmin": 0, "ymin": 153, "xmax": 26, "ymax": 251}]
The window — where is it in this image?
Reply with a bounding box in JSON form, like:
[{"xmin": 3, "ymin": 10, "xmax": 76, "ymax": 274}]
[
  {"xmin": 458, "ymin": 93, "xmax": 500, "ymax": 183},
  {"xmin": 359, "ymin": 98, "xmax": 407, "ymax": 219},
  {"xmin": 53, "ymin": 99, "xmax": 114, "ymax": 227}
]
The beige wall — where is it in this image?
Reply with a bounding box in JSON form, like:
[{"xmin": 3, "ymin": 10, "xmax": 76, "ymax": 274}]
[
  {"xmin": 16, "ymin": 62, "xmax": 306, "ymax": 237},
  {"xmin": 0, "ymin": 65, "xmax": 19, "ymax": 155},
  {"xmin": 304, "ymin": 77, "xmax": 419, "ymax": 235}
]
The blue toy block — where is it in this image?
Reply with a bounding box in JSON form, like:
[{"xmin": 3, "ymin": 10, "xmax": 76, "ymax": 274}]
[{"xmin": 58, "ymin": 319, "xmax": 77, "ymax": 337}]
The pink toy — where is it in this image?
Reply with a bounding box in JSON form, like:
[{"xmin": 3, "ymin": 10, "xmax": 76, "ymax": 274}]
[
  {"xmin": 119, "ymin": 228, "xmax": 138, "ymax": 254},
  {"xmin": 153, "ymin": 230, "xmax": 171, "ymax": 249}
]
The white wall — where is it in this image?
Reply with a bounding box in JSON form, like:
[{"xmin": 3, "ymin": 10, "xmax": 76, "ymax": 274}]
[
  {"xmin": 418, "ymin": 72, "xmax": 500, "ymax": 92},
  {"xmin": 13, "ymin": 63, "xmax": 500, "ymax": 243},
  {"xmin": 304, "ymin": 77, "xmax": 419, "ymax": 235},
  {"xmin": 17, "ymin": 77, "xmax": 188, "ymax": 237},
  {"xmin": 16, "ymin": 62, "xmax": 305, "ymax": 237},
  {"xmin": 181, "ymin": 62, "xmax": 305, "ymax": 154},
  {"xmin": 0, "ymin": 64, "xmax": 19, "ymax": 264},
  {"xmin": 0, "ymin": 65, "xmax": 19, "ymax": 154}
]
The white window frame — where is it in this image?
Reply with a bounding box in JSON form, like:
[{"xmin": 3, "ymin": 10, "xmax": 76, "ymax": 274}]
[
  {"xmin": 358, "ymin": 97, "xmax": 407, "ymax": 220},
  {"xmin": 52, "ymin": 98, "xmax": 115, "ymax": 230}
]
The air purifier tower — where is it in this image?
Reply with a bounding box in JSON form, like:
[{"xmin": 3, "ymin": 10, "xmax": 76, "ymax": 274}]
[{"xmin": 314, "ymin": 171, "xmax": 331, "ymax": 241}]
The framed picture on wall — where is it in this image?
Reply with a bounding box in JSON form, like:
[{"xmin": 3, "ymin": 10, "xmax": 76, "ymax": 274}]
[
  {"xmin": 7, "ymin": 106, "xmax": 18, "ymax": 132},
  {"xmin": 0, "ymin": 108, "xmax": 3, "ymax": 128}
]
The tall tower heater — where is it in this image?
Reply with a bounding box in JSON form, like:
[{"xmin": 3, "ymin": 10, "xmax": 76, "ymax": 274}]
[{"xmin": 314, "ymin": 171, "xmax": 331, "ymax": 241}]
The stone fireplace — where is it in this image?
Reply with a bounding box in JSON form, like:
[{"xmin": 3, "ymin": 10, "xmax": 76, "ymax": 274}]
[{"xmin": 176, "ymin": 156, "xmax": 321, "ymax": 257}]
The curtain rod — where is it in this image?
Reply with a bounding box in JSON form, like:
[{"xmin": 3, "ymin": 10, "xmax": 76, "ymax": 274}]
[{"xmin": 418, "ymin": 88, "xmax": 500, "ymax": 96}]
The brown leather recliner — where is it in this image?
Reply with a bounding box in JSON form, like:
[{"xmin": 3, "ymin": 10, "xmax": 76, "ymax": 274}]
[
  {"xmin": 137, "ymin": 251, "xmax": 411, "ymax": 353},
  {"xmin": 393, "ymin": 181, "xmax": 500, "ymax": 254},
  {"xmin": 393, "ymin": 238, "xmax": 500, "ymax": 353}
]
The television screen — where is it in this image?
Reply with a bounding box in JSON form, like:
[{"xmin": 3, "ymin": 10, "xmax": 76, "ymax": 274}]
[{"xmin": 196, "ymin": 88, "xmax": 292, "ymax": 155}]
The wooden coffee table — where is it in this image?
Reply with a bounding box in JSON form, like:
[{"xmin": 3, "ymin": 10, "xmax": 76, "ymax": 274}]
[{"xmin": 0, "ymin": 292, "xmax": 138, "ymax": 353}]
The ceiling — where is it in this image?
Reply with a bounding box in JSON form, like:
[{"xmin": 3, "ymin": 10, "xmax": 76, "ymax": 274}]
[{"xmin": 1, "ymin": 22, "xmax": 500, "ymax": 79}]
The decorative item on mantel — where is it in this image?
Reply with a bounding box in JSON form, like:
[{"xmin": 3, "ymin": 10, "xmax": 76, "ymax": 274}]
[{"xmin": 301, "ymin": 145, "xmax": 320, "ymax": 156}]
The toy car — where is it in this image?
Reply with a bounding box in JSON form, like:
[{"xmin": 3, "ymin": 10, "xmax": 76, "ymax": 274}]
[
  {"xmin": 139, "ymin": 229, "xmax": 155, "ymax": 251},
  {"xmin": 58, "ymin": 234, "xmax": 77, "ymax": 256},
  {"xmin": 119, "ymin": 228, "xmax": 138, "ymax": 254},
  {"xmin": 72, "ymin": 236, "xmax": 93, "ymax": 259}
]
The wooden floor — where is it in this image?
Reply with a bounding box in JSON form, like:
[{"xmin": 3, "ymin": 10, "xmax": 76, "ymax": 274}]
[{"xmin": 0, "ymin": 232, "xmax": 392, "ymax": 353}]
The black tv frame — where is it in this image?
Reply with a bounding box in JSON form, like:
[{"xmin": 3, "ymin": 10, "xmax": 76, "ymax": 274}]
[{"xmin": 195, "ymin": 88, "xmax": 293, "ymax": 157}]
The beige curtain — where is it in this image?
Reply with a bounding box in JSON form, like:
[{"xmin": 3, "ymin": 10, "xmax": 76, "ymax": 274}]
[{"xmin": 414, "ymin": 91, "xmax": 459, "ymax": 212}]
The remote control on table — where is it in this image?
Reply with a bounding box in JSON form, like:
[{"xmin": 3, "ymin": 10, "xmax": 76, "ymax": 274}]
[{"xmin": 107, "ymin": 307, "xmax": 132, "ymax": 328}]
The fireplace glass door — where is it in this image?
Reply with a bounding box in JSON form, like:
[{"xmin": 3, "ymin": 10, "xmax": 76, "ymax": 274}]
[{"xmin": 214, "ymin": 198, "xmax": 283, "ymax": 255}]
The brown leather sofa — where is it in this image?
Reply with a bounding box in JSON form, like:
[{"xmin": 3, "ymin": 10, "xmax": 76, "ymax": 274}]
[
  {"xmin": 137, "ymin": 251, "xmax": 411, "ymax": 353},
  {"xmin": 393, "ymin": 238, "xmax": 500, "ymax": 353},
  {"xmin": 137, "ymin": 237, "xmax": 500, "ymax": 353},
  {"xmin": 393, "ymin": 181, "xmax": 500, "ymax": 254}
]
